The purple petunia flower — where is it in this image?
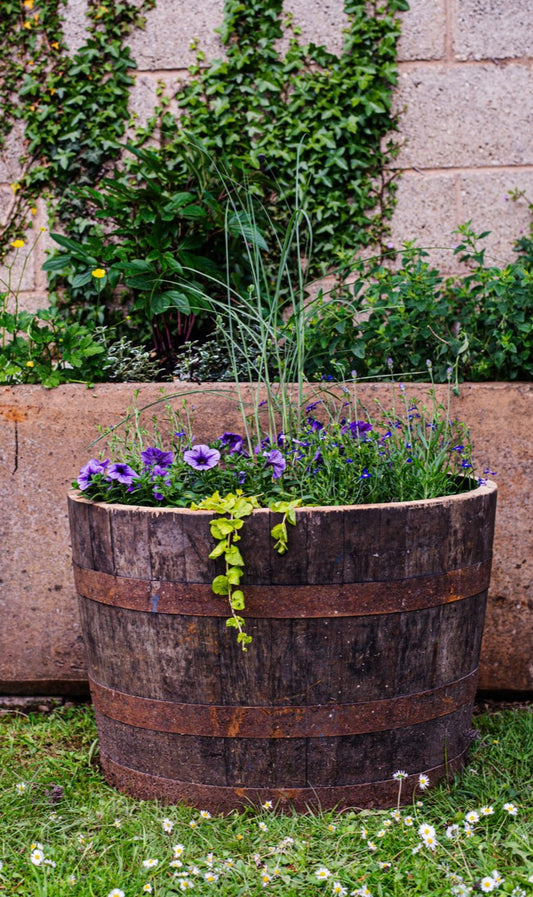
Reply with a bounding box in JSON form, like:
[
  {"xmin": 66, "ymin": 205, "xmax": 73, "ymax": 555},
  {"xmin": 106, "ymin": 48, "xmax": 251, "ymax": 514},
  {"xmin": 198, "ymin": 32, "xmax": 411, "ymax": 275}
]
[
  {"xmin": 77, "ymin": 458, "xmax": 110, "ymax": 490},
  {"xmin": 105, "ymin": 462, "xmax": 139, "ymax": 486},
  {"xmin": 106, "ymin": 462, "xmax": 140, "ymax": 486},
  {"xmin": 141, "ymin": 446, "xmax": 174, "ymax": 469},
  {"xmin": 342, "ymin": 420, "xmax": 373, "ymax": 438},
  {"xmin": 220, "ymin": 432, "xmax": 244, "ymax": 454},
  {"xmin": 264, "ymin": 449, "xmax": 286, "ymax": 479},
  {"xmin": 183, "ymin": 444, "xmax": 220, "ymax": 470}
]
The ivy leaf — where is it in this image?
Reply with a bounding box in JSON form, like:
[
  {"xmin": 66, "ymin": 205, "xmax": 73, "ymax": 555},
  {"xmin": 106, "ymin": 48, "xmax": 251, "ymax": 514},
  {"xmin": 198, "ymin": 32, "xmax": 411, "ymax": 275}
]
[
  {"xmin": 212, "ymin": 575, "xmax": 229, "ymax": 596},
  {"xmin": 229, "ymin": 589, "xmax": 245, "ymax": 610}
]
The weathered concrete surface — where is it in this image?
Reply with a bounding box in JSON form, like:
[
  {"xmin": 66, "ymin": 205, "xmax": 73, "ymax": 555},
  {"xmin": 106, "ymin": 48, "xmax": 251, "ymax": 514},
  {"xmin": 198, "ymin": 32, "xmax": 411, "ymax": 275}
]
[{"xmin": 0, "ymin": 382, "xmax": 531, "ymax": 695}]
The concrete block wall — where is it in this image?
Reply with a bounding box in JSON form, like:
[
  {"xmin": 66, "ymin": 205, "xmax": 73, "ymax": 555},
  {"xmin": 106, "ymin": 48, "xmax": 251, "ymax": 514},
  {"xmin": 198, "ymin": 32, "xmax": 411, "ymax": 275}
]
[{"xmin": 1, "ymin": 0, "xmax": 533, "ymax": 305}]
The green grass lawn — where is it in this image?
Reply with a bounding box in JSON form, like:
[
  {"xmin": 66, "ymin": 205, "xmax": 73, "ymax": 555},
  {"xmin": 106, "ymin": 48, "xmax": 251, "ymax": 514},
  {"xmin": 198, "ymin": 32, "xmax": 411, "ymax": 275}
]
[{"xmin": 0, "ymin": 704, "xmax": 531, "ymax": 896}]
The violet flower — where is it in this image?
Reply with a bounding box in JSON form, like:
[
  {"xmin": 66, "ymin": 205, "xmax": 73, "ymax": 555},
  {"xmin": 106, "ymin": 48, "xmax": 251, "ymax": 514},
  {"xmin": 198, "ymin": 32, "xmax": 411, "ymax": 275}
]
[
  {"xmin": 106, "ymin": 462, "xmax": 140, "ymax": 486},
  {"xmin": 220, "ymin": 432, "xmax": 243, "ymax": 453},
  {"xmin": 183, "ymin": 444, "xmax": 220, "ymax": 470},
  {"xmin": 264, "ymin": 449, "xmax": 286, "ymax": 479},
  {"xmin": 77, "ymin": 458, "xmax": 110, "ymax": 490},
  {"xmin": 342, "ymin": 420, "xmax": 373, "ymax": 438},
  {"xmin": 141, "ymin": 446, "xmax": 174, "ymax": 469}
]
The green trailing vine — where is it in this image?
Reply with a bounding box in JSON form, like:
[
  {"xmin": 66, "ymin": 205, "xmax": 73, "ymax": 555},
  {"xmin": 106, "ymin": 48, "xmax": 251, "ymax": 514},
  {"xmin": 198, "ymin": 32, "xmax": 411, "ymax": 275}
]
[{"xmin": 192, "ymin": 491, "xmax": 301, "ymax": 650}]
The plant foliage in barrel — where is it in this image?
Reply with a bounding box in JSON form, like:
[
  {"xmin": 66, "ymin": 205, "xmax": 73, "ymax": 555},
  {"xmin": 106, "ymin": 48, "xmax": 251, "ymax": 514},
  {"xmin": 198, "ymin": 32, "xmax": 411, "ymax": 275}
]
[{"xmin": 68, "ymin": 158, "xmax": 497, "ymax": 811}]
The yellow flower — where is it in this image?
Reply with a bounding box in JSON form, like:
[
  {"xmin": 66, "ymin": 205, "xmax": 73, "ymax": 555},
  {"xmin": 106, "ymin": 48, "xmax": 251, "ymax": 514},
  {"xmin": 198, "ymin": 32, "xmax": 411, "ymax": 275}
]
[
  {"xmin": 24, "ymin": 0, "xmax": 34, "ymax": 8},
  {"xmin": 91, "ymin": 268, "xmax": 106, "ymax": 279},
  {"xmin": 26, "ymin": 360, "xmax": 35, "ymax": 368},
  {"xmin": 39, "ymin": 226, "xmax": 47, "ymax": 232},
  {"xmin": 31, "ymin": 207, "xmax": 37, "ymax": 215},
  {"xmin": 11, "ymin": 182, "xmax": 20, "ymax": 194},
  {"xmin": 23, "ymin": 20, "xmax": 32, "ymax": 29},
  {"xmin": 51, "ymin": 41, "xmax": 60, "ymax": 50},
  {"xmin": 10, "ymin": 239, "xmax": 25, "ymax": 249}
]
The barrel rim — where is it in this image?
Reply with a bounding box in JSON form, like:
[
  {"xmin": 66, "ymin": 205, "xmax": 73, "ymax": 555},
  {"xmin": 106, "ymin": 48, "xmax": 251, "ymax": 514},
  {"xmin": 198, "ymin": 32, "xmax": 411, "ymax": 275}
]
[{"xmin": 67, "ymin": 478, "xmax": 496, "ymax": 515}]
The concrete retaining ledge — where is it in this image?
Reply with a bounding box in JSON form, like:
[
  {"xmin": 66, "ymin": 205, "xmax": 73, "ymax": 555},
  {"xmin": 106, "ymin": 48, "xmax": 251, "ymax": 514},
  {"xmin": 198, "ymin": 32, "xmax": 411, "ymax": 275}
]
[{"xmin": 0, "ymin": 382, "xmax": 531, "ymax": 695}]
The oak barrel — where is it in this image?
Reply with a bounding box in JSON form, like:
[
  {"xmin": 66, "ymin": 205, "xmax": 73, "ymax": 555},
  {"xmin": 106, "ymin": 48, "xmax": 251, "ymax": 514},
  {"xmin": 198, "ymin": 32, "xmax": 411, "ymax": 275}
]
[{"xmin": 68, "ymin": 481, "xmax": 497, "ymax": 812}]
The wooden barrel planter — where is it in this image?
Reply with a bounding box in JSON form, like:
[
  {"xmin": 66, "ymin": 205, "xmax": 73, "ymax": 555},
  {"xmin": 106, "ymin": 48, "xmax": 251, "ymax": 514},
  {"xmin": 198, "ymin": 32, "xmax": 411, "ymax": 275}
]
[{"xmin": 68, "ymin": 481, "xmax": 497, "ymax": 812}]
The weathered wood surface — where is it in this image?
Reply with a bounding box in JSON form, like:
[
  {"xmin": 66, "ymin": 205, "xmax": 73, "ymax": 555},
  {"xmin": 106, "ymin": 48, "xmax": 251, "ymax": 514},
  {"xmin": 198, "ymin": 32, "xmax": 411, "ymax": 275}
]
[{"xmin": 68, "ymin": 482, "xmax": 497, "ymax": 811}]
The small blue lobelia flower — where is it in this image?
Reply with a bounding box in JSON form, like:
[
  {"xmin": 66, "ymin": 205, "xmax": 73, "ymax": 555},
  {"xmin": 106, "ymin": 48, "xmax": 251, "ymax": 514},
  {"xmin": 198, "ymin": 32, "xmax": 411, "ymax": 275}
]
[
  {"xmin": 183, "ymin": 444, "xmax": 220, "ymax": 470},
  {"xmin": 77, "ymin": 458, "xmax": 110, "ymax": 490},
  {"xmin": 263, "ymin": 449, "xmax": 286, "ymax": 479},
  {"xmin": 106, "ymin": 462, "xmax": 140, "ymax": 485},
  {"xmin": 141, "ymin": 446, "xmax": 174, "ymax": 469}
]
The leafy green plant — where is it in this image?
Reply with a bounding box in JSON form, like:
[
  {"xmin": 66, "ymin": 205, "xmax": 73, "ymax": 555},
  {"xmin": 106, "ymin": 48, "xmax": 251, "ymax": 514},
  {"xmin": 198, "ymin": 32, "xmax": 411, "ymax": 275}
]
[
  {"xmin": 42, "ymin": 144, "xmax": 269, "ymax": 365},
  {"xmin": 444, "ymin": 224, "xmax": 533, "ymax": 381},
  {"xmin": 285, "ymin": 228, "xmax": 533, "ymax": 384},
  {"xmin": 0, "ymin": 235, "xmax": 105, "ymax": 386},
  {"xmin": 0, "ymin": 306, "xmax": 105, "ymax": 387}
]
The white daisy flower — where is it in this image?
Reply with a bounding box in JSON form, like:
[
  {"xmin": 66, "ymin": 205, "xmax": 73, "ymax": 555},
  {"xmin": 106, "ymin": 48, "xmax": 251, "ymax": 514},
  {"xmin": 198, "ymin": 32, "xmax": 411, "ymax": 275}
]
[
  {"xmin": 503, "ymin": 802, "xmax": 518, "ymax": 816},
  {"xmin": 393, "ymin": 770, "xmax": 408, "ymax": 781},
  {"xmin": 30, "ymin": 849, "xmax": 44, "ymax": 866},
  {"xmin": 480, "ymin": 876, "xmax": 496, "ymax": 892},
  {"xmin": 465, "ymin": 810, "xmax": 479, "ymax": 824},
  {"xmin": 332, "ymin": 882, "xmax": 347, "ymax": 896},
  {"xmin": 418, "ymin": 823, "xmax": 436, "ymax": 840},
  {"xmin": 316, "ymin": 867, "xmax": 331, "ymax": 881},
  {"xmin": 480, "ymin": 806, "xmax": 494, "ymax": 816},
  {"xmin": 418, "ymin": 773, "xmax": 430, "ymax": 790},
  {"xmin": 107, "ymin": 890, "xmax": 125, "ymax": 897},
  {"xmin": 421, "ymin": 833, "xmax": 438, "ymax": 850},
  {"xmin": 142, "ymin": 858, "xmax": 158, "ymax": 868},
  {"xmin": 162, "ymin": 817, "xmax": 174, "ymax": 833}
]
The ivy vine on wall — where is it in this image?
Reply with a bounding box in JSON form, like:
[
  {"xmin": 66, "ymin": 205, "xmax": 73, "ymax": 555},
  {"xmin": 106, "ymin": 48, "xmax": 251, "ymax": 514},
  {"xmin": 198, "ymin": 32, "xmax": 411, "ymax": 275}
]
[
  {"xmin": 171, "ymin": 0, "xmax": 409, "ymax": 271},
  {"xmin": 2, "ymin": 0, "xmax": 407, "ymax": 270},
  {"xmin": 0, "ymin": 0, "xmax": 155, "ymax": 260}
]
